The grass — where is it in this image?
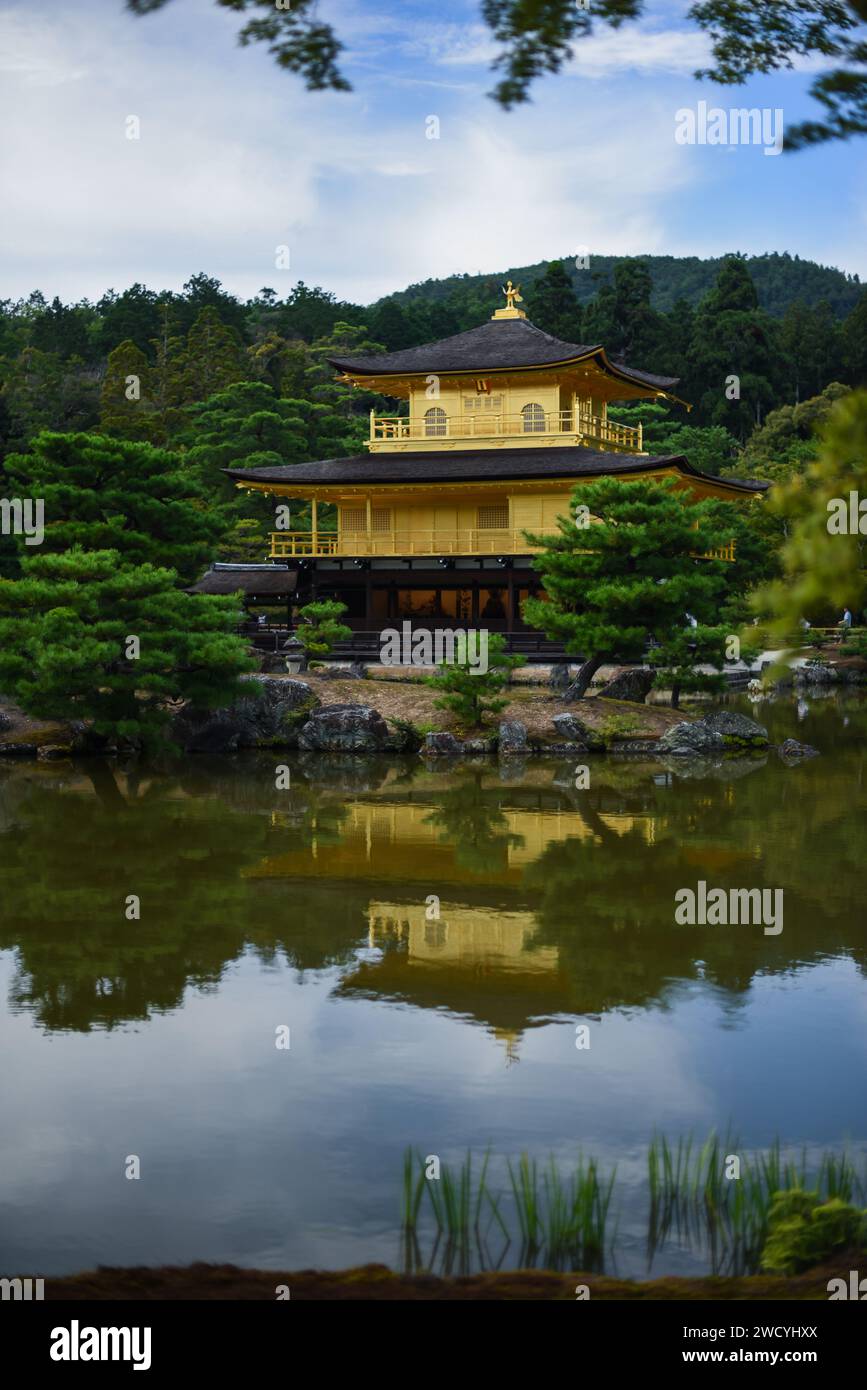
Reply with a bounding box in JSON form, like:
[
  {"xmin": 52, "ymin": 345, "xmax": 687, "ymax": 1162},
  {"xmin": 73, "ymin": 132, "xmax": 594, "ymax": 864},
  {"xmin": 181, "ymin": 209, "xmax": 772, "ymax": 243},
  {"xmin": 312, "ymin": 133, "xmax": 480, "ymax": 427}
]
[{"xmin": 401, "ymin": 1136, "xmax": 866, "ymax": 1278}]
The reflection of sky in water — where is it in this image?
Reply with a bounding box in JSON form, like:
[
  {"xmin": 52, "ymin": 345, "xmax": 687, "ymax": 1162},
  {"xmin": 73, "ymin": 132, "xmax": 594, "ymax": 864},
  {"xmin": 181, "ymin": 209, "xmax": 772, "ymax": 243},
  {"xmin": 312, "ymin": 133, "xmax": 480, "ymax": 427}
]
[{"xmin": 0, "ymin": 694, "xmax": 865, "ymax": 1280}]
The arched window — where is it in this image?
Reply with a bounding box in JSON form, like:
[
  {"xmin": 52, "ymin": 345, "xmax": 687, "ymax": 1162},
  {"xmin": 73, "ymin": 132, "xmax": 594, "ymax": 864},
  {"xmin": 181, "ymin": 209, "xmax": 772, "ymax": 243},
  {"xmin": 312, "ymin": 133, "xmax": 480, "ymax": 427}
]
[
  {"xmin": 424, "ymin": 406, "xmax": 447, "ymax": 437},
  {"xmin": 521, "ymin": 402, "xmax": 546, "ymax": 433}
]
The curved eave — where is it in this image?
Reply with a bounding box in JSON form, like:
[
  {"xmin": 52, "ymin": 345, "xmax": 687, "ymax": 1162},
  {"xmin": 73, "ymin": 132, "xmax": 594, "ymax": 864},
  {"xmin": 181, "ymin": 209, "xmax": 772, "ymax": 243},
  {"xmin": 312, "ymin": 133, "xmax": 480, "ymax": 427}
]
[{"xmin": 330, "ymin": 346, "xmax": 684, "ymax": 403}]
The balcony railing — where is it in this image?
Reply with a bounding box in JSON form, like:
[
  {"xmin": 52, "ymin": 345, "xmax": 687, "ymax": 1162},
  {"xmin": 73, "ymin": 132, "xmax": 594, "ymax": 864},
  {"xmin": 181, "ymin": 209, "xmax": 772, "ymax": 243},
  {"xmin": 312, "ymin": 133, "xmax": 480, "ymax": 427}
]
[
  {"xmin": 270, "ymin": 530, "xmax": 736, "ymax": 562},
  {"xmin": 370, "ymin": 409, "xmax": 643, "ymax": 453},
  {"xmin": 271, "ymin": 528, "xmax": 533, "ymax": 558}
]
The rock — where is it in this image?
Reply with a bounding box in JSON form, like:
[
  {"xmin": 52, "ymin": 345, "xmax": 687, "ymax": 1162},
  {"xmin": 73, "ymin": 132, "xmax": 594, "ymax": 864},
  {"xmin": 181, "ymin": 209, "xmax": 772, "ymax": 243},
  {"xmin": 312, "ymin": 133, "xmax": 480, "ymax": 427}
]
[
  {"xmin": 550, "ymin": 664, "xmax": 572, "ymax": 693},
  {"xmin": 498, "ymin": 757, "xmax": 529, "ymax": 782},
  {"xmin": 597, "ymin": 667, "xmax": 654, "ymax": 704},
  {"xmin": 37, "ymin": 744, "xmax": 71, "ymax": 760},
  {"xmin": 498, "ymin": 719, "xmax": 528, "ymax": 756},
  {"xmin": 297, "ymin": 703, "xmax": 391, "ymax": 754},
  {"xmin": 699, "ymin": 710, "xmax": 769, "ymax": 748},
  {"xmin": 0, "ymin": 711, "xmax": 12, "ymax": 732},
  {"xmin": 422, "ymin": 731, "xmax": 463, "ymax": 758},
  {"xmin": 172, "ymin": 676, "xmax": 319, "ymax": 753},
  {"xmin": 794, "ymin": 663, "xmax": 838, "ymax": 685},
  {"xmin": 462, "ymin": 738, "xmax": 494, "ymax": 756},
  {"xmin": 349, "ymin": 662, "xmax": 368, "ymax": 680},
  {"xmin": 0, "ymin": 743, "xmax": 37, "ymax": 758},
  {"xmin": 778, "ymin": 738, "xmax": 820, "ymax": 764},
  {"xmin": 658, "ymin": 721, "xmax": 725, "ymax": 756},
  {"xmin": 658, "ymin": 709, "xmax": 769, "ymax": 757},
  {"xmin": 552, "ymin": 713, "xmax": 605, "ymax": 751}
]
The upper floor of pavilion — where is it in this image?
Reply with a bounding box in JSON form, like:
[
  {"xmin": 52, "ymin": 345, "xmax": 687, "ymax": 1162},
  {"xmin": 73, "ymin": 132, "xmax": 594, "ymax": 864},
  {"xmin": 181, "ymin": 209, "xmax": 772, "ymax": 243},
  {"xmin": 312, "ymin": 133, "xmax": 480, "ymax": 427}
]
[{"xmin": 329, "ymin": 283, "xmax": 686, "ymax": 457}]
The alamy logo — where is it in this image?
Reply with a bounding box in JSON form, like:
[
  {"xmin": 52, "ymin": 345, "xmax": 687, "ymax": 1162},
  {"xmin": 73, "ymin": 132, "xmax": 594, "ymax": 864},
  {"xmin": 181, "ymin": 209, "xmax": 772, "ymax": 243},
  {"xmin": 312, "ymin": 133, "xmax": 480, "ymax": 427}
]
[
  {"xmin": 827, "ymin": 492, "xmax": 867, "ymax": 535},
  {"xmin": 0, "ymin": 1276, "xmax": 44, "ymax": 1300},
  {"xmin": 50, "ymin": 1320, "xmax": 152, "ymax": 1371},
  {"xmin": 0, "ymin": 497, "xmax": 44, "ymax": 546},
  {"xmin": 674, "ymin": 881, "xmax": 783, "ymax": 935},
  {"xmin": 675, "ymin": 101, "xmax": 784, "ymax": 156},
  {"xmin": 380, "ymin": 622, "xmax": 489, "ymax": 674},
  {"xmin": 827, "ymin": 1270, "xmax": 867, "ymax": 1299}
]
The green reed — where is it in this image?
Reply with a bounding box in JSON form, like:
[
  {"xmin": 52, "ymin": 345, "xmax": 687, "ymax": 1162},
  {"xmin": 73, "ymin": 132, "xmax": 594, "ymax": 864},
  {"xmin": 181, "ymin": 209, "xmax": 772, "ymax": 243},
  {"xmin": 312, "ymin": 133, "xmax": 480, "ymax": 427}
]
[{"xmin": 402, "ymin": 1136, "xmax": 865, "ymax": 1278}]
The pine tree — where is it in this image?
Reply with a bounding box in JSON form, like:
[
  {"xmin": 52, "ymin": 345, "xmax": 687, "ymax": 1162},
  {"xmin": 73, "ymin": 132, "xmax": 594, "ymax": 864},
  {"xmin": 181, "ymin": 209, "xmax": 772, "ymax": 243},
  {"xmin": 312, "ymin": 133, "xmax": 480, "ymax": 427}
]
[
  {"xmin": 426, "ymin": 632, "xmax": 525, "ymax": 728},
  {"xmin": 685, "ymin": 258, "xmax": 785, "ymax": 439},
  {"xmin": 529, "ymin": 260, "xmax": 583, "ymax": 342},
  {"xmin": 0, "ymin": 548, "xmax": 253, "ymax": 751},
  {"xmin": 100, "ymin": 340, "xmax": 156, "ymax": 440},
  {"xmin": 180, "ymin": 306, "xmax": 248, "ymax": 403},
  {"xmin": 841, "ymin": 289, "xmax": 867, "ymax": 386},
  {"xmin": 149, "ymin": 302, "xmax": 187, "ymax": 442},
  {"xmin": 582, "ymin": 259, "xmax": 663, "ymax": 362},
  {"xmin": 523, "ymin": 477, "xmax": 740, "ymax": 698},
  {"xmin": 294, "ymin": 599, "xmax": 352, "ymax": 664},
  {"xmin": 3, "ymin": 430, "xmax": 222, "ymax": 582}
]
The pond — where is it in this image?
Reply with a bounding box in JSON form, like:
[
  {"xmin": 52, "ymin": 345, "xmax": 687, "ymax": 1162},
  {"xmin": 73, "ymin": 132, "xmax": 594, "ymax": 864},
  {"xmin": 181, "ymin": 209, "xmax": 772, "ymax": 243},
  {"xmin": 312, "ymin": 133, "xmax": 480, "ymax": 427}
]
[{"xmin": 1, "ymin": 692, "xmax": 865, "ymax": 1281}]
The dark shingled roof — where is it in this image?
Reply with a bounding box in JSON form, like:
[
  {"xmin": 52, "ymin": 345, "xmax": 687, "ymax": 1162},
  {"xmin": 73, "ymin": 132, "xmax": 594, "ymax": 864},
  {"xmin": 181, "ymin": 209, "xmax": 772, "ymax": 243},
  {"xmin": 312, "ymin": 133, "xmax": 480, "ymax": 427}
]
[
  {"xmin": 226, "ymin": 447, "xmax": 769, "ymax": 495},
  {"xmin": 188, "ymin": 564, "xmax": 297, "ymax": 597},
  {"xmin": 328, "ymin": 317, "xmax": 679, "ymax": 391}
]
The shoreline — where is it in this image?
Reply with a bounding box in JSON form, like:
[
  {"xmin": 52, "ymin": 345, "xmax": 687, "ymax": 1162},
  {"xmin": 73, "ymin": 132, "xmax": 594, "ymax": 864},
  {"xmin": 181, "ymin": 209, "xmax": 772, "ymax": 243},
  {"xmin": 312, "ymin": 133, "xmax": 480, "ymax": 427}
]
[{"xmin": 32, "ymin": 1257, "xmax": 864, "ymax": 1301}]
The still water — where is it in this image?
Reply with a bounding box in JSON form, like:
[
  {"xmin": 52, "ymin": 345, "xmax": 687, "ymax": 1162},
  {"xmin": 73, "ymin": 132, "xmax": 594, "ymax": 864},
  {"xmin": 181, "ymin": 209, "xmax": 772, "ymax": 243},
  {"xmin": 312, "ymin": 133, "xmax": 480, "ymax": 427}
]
[{"xmin": 1, "ymin": 694, "xmax": 865, "ymax": 1280}]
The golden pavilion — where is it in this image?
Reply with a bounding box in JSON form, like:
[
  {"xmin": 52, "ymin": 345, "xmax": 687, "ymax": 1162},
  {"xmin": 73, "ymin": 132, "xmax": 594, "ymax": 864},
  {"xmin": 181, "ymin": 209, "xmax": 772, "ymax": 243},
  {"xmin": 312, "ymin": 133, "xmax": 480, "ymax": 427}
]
[{"xmin": 225, "ymin": 286, "xmax": 765, "ymax": 645}]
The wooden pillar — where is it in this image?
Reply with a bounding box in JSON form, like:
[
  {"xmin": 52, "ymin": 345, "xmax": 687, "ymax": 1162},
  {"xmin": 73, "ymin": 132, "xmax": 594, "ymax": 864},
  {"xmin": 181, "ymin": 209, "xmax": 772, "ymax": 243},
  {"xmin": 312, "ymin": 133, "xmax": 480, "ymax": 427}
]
[
  {"xmin": 507, "ymin": 569, "xmax": 516, "ymax": 630},
  {"xmin": 365, "ymin": 569, "xmax": 372, "ymax": 628},
  {"xmin": 311, "ymin": 496, "xmax": 318, "ymax": 554},
  {"xmin": 365, "ymin": 495, "xmax": 372, "ymax": 556}
]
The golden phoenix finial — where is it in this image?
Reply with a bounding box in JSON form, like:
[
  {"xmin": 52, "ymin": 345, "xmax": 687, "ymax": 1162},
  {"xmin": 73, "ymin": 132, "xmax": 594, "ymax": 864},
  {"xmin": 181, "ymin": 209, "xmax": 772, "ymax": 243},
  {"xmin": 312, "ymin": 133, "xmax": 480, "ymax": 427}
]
[{"xmin": 502, "ymin": 280, "xmax": 523, "ymax": 311}]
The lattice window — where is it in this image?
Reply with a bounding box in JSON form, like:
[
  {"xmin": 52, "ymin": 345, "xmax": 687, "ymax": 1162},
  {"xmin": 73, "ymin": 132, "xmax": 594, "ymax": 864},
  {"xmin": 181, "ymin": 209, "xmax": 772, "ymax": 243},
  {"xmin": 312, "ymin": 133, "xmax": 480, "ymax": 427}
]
[
  {"xmin": 424, "ymin": 406, "xmax": 447, "ymax": 437},
  {"xmin": 478, "ymin": 505, "xmax": 509, "ymax": 530},
  {"xmin": 521, "ymin": 402, "xmax": 546, "ymax": 432},
  {"xmin": 342, "ymin": 507, "xmax": 391, "ymax": 532},
  {"xmin": 462, "ymin": 395, "xmax": 503, "ymax": 412}
]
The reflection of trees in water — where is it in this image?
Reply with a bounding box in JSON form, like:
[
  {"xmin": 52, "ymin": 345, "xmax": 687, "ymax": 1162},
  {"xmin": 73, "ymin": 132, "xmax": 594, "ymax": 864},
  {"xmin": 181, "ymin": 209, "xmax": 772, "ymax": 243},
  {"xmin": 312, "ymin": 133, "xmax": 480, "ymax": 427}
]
[
  {"xmin": 422, "ymin": 770, "xmax": 525, "ymax": 875},
  {"xmin": 1, "ymin": 712, "xmax": 866, "ymax": 1034},
  {"xmin": 524, "ymin": 748, "xmax": 867, "ymax": 1016},
  {"xmin": 0, "ymin": 765, "xmax": 357, "ymax": 1032}
]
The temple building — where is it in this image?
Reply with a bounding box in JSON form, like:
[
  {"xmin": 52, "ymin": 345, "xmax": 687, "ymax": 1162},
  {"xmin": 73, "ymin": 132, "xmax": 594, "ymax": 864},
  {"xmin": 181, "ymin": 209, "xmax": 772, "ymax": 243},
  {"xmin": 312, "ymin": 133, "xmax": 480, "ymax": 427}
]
[{"xmin": 225, "ymin": 285, "xmax": 765, "ymax": 643}]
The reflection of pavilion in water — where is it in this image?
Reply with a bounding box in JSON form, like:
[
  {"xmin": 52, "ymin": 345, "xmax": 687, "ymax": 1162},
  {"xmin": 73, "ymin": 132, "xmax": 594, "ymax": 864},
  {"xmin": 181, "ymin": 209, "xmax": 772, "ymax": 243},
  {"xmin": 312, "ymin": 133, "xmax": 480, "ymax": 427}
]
[{"xmin": 252, "ymin": 798, "xmax": 656, "ymax": 1057}]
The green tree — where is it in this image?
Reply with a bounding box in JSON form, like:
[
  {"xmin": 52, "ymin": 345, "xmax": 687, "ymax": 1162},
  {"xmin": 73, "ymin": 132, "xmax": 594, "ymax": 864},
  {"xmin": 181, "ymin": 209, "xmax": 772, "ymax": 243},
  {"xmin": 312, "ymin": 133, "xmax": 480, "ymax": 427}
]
[
  {"xmin": 583, "ymin": 259, "xmax": 663, "ymax": 362},
  {"xmin": 3, "ymin": 431, "xmax": 223, "ymax": 583},
  {"xmin": 527, "ymin": 260, "xmax": 583, "ymax": 342},
  {"xmin": 179, "ymin": 306, "xmax": 248, "ymax": 403},
  {"xmin": 780, "ymin": 299, "xmax": 842, "ymax": 401},
  {"xmin": 648, "ymin": 624, "xmax": 728, "ymax": 708},
  {"xmin": 751, "ymin": 390, "xmax": 867, "ymax": 640},
  {"xmin": 0, "ymin": 548, "xmax": 253, "ymax": 751},
  {"xmin": 0, "ymin": 347, "xmax": 99, "ymax": 452},
  {"xmin": 524, "ymin": 477, "xmax": 740, "ymax": 697},
  {"xmin": 685, "ymin": 258, "xmax": 784, "ymax": 438},
  {"xmin": 841, "ymin": 288, "xmax": 867, "ymax": 385},
  {"xmin": 294, "ymin": 599, "xmax": 352, "ymax": 663},
  {"xmin": 731, "ymin": 382, "xmax": 852, "ymax": 485},
  {"xmin": 426, "ymin": 631, "xmax": 525, "ymax": 728},
  {"xmin": 149, "ymin": 302, "xmax": 187, "ymax": 442},
  {"xmin": 175, "ymin": 380, "xmax": 353, "ymax": 551},
  {"xmin": 100, "ymin": 339, "xmax": 157, "ymax": 440}
]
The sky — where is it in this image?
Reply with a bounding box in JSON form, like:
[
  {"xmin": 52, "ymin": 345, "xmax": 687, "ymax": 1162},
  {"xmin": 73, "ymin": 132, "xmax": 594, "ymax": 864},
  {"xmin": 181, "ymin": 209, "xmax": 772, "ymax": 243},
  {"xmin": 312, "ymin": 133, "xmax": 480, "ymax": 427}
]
[{"xmin": 1, "ymin": 0, "xmax": 865, "ymax": 307}]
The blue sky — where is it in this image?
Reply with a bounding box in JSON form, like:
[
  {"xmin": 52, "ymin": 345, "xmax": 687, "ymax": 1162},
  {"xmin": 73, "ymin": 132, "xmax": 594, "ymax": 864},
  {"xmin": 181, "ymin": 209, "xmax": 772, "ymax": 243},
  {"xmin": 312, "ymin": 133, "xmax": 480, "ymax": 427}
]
[{"xmin": 1, "ymin": 0, "xmax": 864, "ymax": 305}]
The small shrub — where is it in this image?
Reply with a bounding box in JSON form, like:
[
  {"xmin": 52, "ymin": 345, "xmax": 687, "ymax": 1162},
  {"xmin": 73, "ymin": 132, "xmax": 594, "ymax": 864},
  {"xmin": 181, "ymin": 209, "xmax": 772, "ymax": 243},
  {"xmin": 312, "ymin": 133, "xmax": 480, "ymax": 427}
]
[
  {"xmin": 597, "ymin": 713, "xmax": 643, "ymax": 742},
  {"xmin": 426, "ymin": 632, "xmax": 525, "ymax": 729},
  {"xmin": 760, "ymin": 1189, "xmax": 867, "ymax": 1274},
  {"xmin": 294, "ymin": 600, "xmax": 352, "ymax": 663}
]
